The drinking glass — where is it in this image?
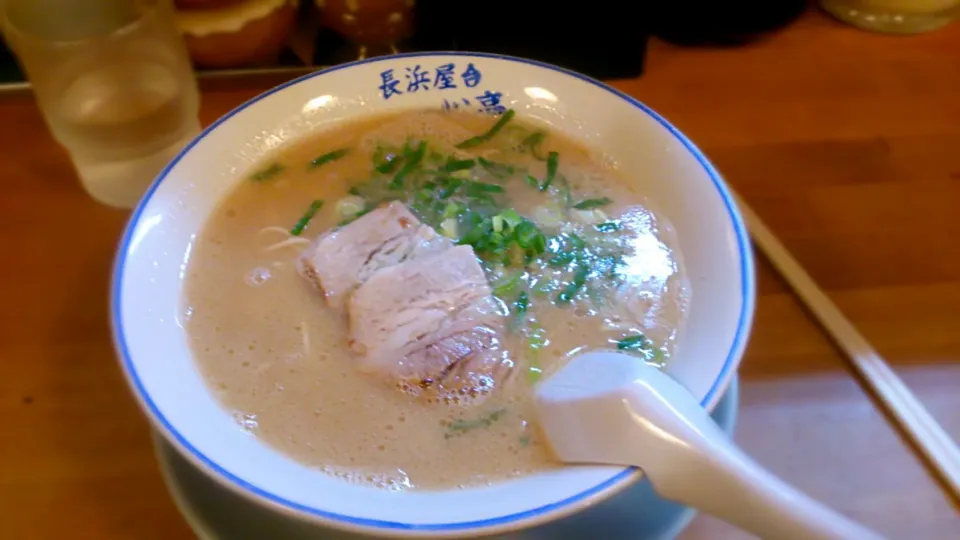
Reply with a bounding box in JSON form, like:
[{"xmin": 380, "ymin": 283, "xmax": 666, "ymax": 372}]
[{"xmin": 3, "ymin": 0, "xmax": 201, "ymax": 208}]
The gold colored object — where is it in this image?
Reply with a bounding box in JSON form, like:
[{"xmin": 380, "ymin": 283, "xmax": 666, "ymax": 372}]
[{"xmin": 821, "ymin": 0, "xmax": 960, "ymax": 34}]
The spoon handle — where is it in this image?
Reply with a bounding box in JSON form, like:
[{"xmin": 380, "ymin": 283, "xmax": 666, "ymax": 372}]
[{"xmin": 645, "ymin": 414, "xmax": 884, "ymax": 540}]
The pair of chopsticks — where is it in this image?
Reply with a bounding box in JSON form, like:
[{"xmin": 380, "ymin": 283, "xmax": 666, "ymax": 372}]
[{"xmin": 733, "ymin": 192, "xmax": 960, "ymax": 501}]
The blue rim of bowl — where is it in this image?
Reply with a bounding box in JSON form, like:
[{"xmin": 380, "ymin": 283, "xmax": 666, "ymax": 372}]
[{"xmin": 111, "ymin": 52, "xmax": 755, "ymax": 533}]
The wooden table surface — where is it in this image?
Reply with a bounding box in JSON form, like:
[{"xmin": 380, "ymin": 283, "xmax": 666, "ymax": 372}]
[{"xmin": 3, "ymin": 8, "xmax": 959, "ymax": 540}]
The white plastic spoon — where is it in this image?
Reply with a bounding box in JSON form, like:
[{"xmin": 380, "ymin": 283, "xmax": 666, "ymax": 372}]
[{"xmin": 534, "ymin": 350, "xmax": 885, "ymax": 540}]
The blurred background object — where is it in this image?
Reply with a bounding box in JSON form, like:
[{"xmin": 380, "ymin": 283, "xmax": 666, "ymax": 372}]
[
  {"xmin": 652, "ymin": 0, "xmax": 807, "ymax": 46},
  {"xmin": 175, "ymin": 0, "xmax": 249, "ymax": 7},
  {"xmin": 2, "ymin": 0, "xmax": 201, "ymax": 208},
  {"xmin": 820, "ymin": 0, "xmax": 960, "ymax": 34},
  {"xmin": 411, "ymin": 0, "xmax": 650, "ymax": 79},
  {"xmin": 0, "ymin": 2, "xmax": 873, "ymax": 92},
  {"xmin": 315, "ymin": 0, "xmax": 414, "ymax": 61},
  {"xmin": 174, "ymin": 0, "xmax": 299, "ymax": 69}
]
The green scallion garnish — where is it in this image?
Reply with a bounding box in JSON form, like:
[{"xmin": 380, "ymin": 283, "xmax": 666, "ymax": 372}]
[
  {"xmin": 514, "ymin": 291, "xmax": 530, "ymax": 315},
  {"xmin": 596, "ymin": 221, "xmax": 621, "ymax": 232},
  {"xmin": 290, "ymin": 199, "xmax": 323, "ymax": 236},
  {"xmin": 514, "ymin": 220, "xmax": 546, "ymax": 253},
  {"xmin": 455, "ymin": 109, "xmax": 516, "ymax": 149},
  {"xmin": 478, "ymin": 157, "xmax": 514, "ymax": 178},
  {"xmin": 250, "ymin": 163, "xmax": 284, "ymax": 182},
  {"xmin": 377, "ymin": 155, "xmax": 403, "ymax": 174},
  {"xmin": 308, "ymin": 148, "xmax": 349, "ymax": 169},
  {"xmin": 436, "ymin": 177, "xmax": 462, "ymax": 199},
  {"xmin": 447, "ymin": 408, "xmax": 507, "ymax": 434},
  {"xmin": 442, "ymin": 157, "xmax": 476, "ymax": 172},
  {"xmin": 497, "ymin": 208, "xmax": 523, "ymax": 229},
  {"xmin": 388, "ymin": 140, "xmax": 426, "ymax": 190},
  {"xmin": 493, "ymin": 273, "xmax": 523, "ymax": 297},
  {"xmin": 539, "ymin": 151, "xmax": 559, "ymax": 191},
  {"xmin": 616, "ymin": 334, "xmax": 649, "ymax": 351},
  {"xmin": 573, "ymin": 197, "xmax": 612, "ymax": 210},
  {"xmin": 464, "ymin": 181, "xmax": 504, "ymax": 196},
  {"xmin": 548, "ymin": 251, "xmax": 577, "ymax": 267},
  {"xmin": 556, "ymin": 264, "xmax": 589, "ymax": 303},
  {"xmin": 567, "ymin": 233, "xmax": 586, "ymax": 250},
  {"xmin": 520, "ymin": 131, "xmax": 547, "ymax": 160}
]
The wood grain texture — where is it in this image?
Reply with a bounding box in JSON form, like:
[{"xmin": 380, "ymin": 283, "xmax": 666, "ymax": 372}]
[{"xmin": 1, "ymin": 7, "xmax": 959, "ymax": 539}]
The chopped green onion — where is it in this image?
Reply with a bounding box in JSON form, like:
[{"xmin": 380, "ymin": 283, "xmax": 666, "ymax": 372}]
[
  {"xmin": 567, "ymin": 233, "xmax": 586, "ymax": 250},
  {"xmin": 597, "ymin": 254, "xmax": 623, "ymax": 277},
  {"xmin": 567, "ymin": 233, "xmax": 587, "ymax": 249},
  {"xmin": 556, "ymin": 264, "xmax": 589, "ymax": 303},
  {"xmin": 290, "ymin": 200, "xmax": 323, "ymax": 236},
  {"xmin": 335, "ymin": 195, "xmax": 365, "ymax": 219},
  {"xmin": 616, "ymin": 334, "xmax": 649, "ymax": 351},
  {"xmin": 478, "ymin": 157, "xmax": 514, "ymax": 178},
  {"xmin": 532, "ymin": 278, "xmax": 553, "ymax": 297},
  {"xmin": 525, "ymin": 174, "xmax": 540, "ymax": 188},
  {"xmin": 548, "ymin": 251, "xmax": 576, "ymax": 267},
  {"xmin": 371, "ymin": 144, "xmax": 389, "ymax": 163},
  {"xmin": 442, "ymin": 157, "xmax": 476, "ymax": 172},
  {"xmin": 338, "ymin": 206, "xmax": 372, "ymax": 226},
  {"xmin": 457, "ymin": 209, "xmax": 545, "ymax": 263},
  {"xmin": 573, "ymin": 197, "xmax": 612, "ymax": 210},
  {"xmin": 515, "ymin": 221, "xmax": 547, "ymax": 253},
  {"xmin": 539, "ymin": 152, "xmax": 559, "ymax": 191},
  {"xmin": 308, "ymin": 148, "xmax": 349, "ymax": 169},
  {"xmin": 437, "ymin": 177, "xmax": 462, "ymax": 199},
  {"xmin": 493, "ymin": 273, "xmax": 523, "ymax": 296},
  {"xmin": 520, "ymin": 131, "xmax": 547, "ymax": 160},
  {"xmin": 373, "ymin": 145, "xmax": 403, "ymax": 173},
  {"xmin": 497, "ymin": 208, "xmax": 523, "ymax": 229},
  {"xmin": 456, "ymin": 213, "xmax": 490, "ymax": 247},
  {"xmin": 443, "ymin": 202, "xmax": 464, "ymax": 219},
  {"xmin": 415, "ymin": 188, "xmax": 434, "ymax": 203},
  {"xmin": 596, "ymin": 221, "xmax": 621, "ymax": 232},
  {"xmin": 514, "ymin": 291, "xmax": 530, "ymax": 315},
  {"xmin": 440, "ymin": 218, "xmax": 458, "ymax": 238},
  {"xmin": 250, "ymin": 163, "xmax": 284, "ymax": 182},
  {"xmin": 464, "ymin": 181, "xmax": 504, "ymax": 196},
  {"xmin": 377, "ymin": 155, "xmax": 403, "ymax": 174},
  {"xmin": 455, "ymin": 109, "xmax": 516, "ymax": 149},
  {"xmin": 388, "ymin": 140, "xmax": 426, "ymax": 190},
  {"xmin": 447, "ymin": 408, "xmax": 507, "ymax": 434}
]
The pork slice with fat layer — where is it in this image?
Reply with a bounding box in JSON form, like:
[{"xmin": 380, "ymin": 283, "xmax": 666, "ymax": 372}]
[
  {"xmin": 347, "ymin": 244, "xmax": 512, "ymax": 397},
  {"xmin": 298, "ymin": 201, "xmax": 450, "ymax": 308}
]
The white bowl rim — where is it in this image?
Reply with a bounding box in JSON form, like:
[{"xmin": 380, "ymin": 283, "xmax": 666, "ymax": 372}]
[{"xmin": 111, "ymin": 51, "xmax": 756, "ymax": 534}]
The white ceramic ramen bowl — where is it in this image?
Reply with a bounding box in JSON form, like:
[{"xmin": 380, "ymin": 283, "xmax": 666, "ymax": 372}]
[{"xmin": 111, "ymin": 52, "xmax": 755, "ymax": 538}]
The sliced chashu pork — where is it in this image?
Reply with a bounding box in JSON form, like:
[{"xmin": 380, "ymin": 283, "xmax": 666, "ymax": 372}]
[
  {"xmin": 298, "ymin": 201, "xmax": 450, "ymax": 308},
  {"xmin": 346, "ymin": 244, "xmax": 510, "ymax": 398},
  {"xmin": 298, "ymin": 201, "xmax": 512, "ymax": 399}
]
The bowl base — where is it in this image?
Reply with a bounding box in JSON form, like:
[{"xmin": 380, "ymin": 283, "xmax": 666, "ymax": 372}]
[{"xmin": 152, "ymin": 377, "xmax": 738, "ymax": 539}]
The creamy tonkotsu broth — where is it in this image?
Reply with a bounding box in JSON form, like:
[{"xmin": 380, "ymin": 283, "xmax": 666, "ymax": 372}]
[{"xmin": 184, "ymin": 109, "xmax": 689, "ymax": 490}]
